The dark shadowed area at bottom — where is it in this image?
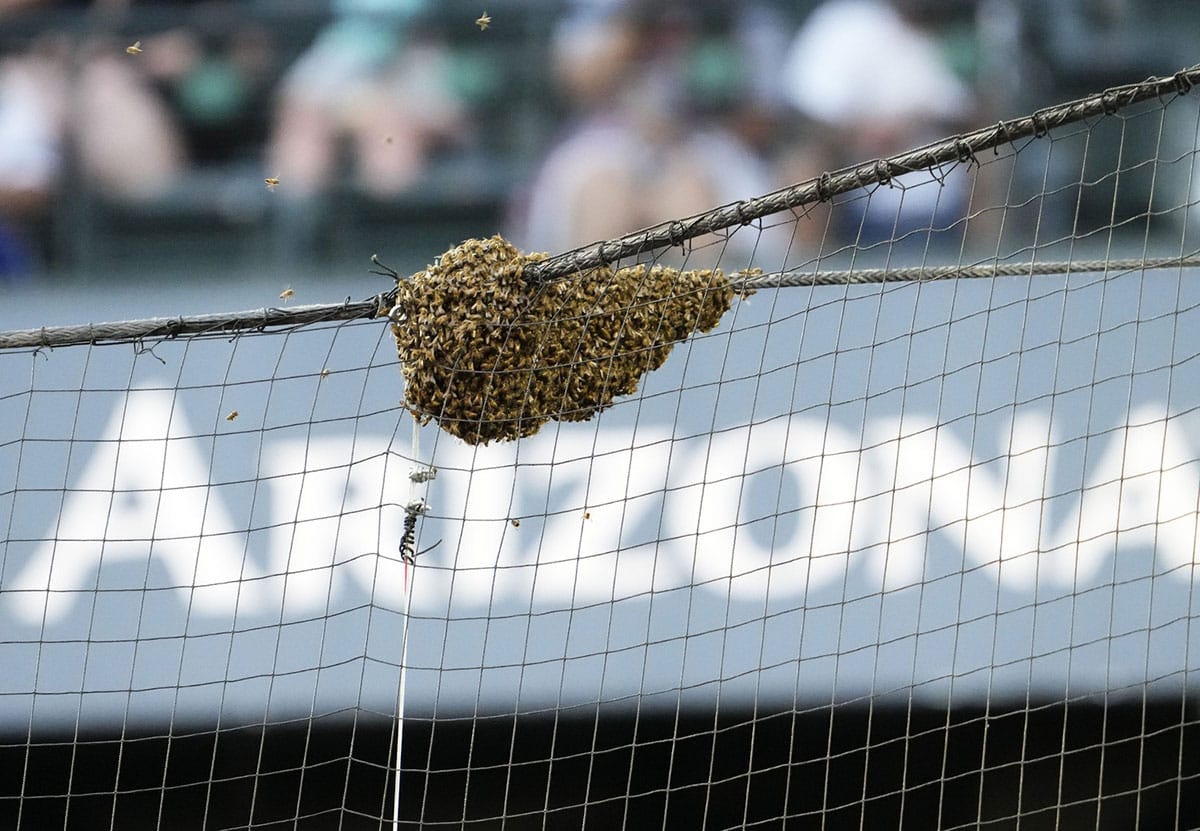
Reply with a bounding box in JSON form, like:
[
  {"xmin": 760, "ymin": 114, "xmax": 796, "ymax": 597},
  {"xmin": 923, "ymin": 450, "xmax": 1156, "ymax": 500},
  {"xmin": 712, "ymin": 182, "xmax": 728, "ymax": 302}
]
[{"xmin": 3, "ymin": 699, "xmax": 1197, "ymax": 830}]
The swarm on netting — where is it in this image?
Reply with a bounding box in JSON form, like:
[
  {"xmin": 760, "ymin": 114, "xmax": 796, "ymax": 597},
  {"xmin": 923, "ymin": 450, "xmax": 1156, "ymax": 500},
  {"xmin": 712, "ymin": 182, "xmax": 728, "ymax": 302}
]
[{"xmin": 389, "ymin": 235, "xmax": 753, "ymax": 444}]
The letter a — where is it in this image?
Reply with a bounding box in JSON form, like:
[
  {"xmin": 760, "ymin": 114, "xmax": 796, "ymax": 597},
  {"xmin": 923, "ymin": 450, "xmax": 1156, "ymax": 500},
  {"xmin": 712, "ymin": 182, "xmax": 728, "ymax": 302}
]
[{"xmin": 11, "ymin": 389, "xmax": 250, "ymax": 626}]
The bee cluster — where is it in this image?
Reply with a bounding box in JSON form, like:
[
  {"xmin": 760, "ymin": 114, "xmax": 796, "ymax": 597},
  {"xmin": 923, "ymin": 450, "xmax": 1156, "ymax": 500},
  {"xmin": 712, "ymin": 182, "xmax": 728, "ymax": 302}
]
[{"xmin": 389, "ymin": 235, "xmax": 750, "ymax": 445}]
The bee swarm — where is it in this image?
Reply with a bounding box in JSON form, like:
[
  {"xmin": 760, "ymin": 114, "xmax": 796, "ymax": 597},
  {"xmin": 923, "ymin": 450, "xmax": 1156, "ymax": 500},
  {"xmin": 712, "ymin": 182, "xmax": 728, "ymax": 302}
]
[{"xmin": 389, "ymin": 235, "xmax": 751, "ymax": 445}]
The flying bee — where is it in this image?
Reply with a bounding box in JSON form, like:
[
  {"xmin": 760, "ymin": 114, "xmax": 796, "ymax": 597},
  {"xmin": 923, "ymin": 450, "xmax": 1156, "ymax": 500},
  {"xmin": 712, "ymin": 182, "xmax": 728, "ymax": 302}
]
[
  {"xmin": 279, "ymin": 287, "xmax": 294, "ymax": 302},
  {"xmin": 475, "ymin": 12, "xmax": 491, "ymax": 30},
  {"xmin": 264, "ymin": 177, "xmax": 280, "ymax": 191},
  {"xmin": 125, "ymin": 41, "xmax": 142, "ymax": 55},
  {"xmin": 226, "ymin": 410, "xmax": 238, "ymax": 421}
]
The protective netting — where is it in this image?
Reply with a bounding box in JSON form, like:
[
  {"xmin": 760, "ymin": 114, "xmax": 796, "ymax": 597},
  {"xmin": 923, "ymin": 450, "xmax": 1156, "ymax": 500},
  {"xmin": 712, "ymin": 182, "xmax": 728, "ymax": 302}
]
[{"xmin": 3, "ymin": 65, "xmax": 1200, "ymax": 829}]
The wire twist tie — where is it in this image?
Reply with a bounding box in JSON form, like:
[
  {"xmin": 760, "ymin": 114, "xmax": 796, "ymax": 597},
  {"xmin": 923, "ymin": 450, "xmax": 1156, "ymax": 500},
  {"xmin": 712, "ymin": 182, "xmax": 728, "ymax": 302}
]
[
  {"xmin": 874, "ymin": 159, "xmax": 893, "ymax": 186},
  {"xmin": 953, "ymin": 138, "xmax": 978, "ymax": 166},
  {"xmin": 815, "ymin": 172, "xmax": 834, "ymax": 201}
]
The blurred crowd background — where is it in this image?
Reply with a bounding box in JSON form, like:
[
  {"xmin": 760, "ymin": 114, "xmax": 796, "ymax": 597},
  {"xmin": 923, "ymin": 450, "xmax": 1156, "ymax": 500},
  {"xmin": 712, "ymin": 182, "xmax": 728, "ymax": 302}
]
[{"xmin": 0, "ymin": 0, "xmax": 1195, "ymax": 286}]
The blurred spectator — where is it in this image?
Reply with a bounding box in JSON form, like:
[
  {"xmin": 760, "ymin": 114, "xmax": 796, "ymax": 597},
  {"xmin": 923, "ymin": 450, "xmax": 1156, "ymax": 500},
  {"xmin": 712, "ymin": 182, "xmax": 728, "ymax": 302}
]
[
  {"xmin": 72, "ymin": 37, "xmax": 189, "ymax": 201},
  {"xmin": 0, "ymin": 7, "xmax": 69, "ymax": 282},
  {"xmin": 0, "ymin": 53, "xmax": 61, "ymax": 281},
  {"xmin": 266, "ymin": 0, "xmax": 469, "ymax": 262},
  {"xmin": 0, "ymin": 0, "xmax": 280, "ymax": 281},
  {"xmin": 65, "ymin": 2, "xmax": 277, "ymax": 202},
  {"xmin": 508, "ymin": 1, "xmax": 778, "ymax": 265},
  {"xmin": 780, "ymin": 0, "xmax": 982, "ymax": 244}
]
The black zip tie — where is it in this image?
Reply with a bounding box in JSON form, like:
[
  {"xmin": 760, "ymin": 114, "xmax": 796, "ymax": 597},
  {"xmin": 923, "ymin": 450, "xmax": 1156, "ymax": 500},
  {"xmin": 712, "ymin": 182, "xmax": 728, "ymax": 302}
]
[{"xmin": 370, "ymin": 253, "xmax": 401, "ymax": 282}]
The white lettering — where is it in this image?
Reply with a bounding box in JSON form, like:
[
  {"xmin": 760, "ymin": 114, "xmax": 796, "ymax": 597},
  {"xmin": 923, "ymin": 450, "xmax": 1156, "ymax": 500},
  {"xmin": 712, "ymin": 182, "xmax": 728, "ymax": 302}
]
[
  {"xmin": 12, "ymin": 393, "xmax": 1199, "ymax": 623},
  {"xmin": 12, "ymin": 389, "xmax": 251, "ymax": 624},
  {"xmin": 664, "ymin": 420, "xmax": 860, "ymax": 599},
  {"xmin": 263, "ymin": 437, "xmax": 406, "ymax": 620}
]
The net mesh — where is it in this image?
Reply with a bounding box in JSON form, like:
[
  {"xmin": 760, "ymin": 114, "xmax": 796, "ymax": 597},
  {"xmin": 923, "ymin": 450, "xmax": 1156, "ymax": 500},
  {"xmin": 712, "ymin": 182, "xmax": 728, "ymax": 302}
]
[{"xmin": 3, "ymin": 66, "xmax": 1200, "ymax": 829}]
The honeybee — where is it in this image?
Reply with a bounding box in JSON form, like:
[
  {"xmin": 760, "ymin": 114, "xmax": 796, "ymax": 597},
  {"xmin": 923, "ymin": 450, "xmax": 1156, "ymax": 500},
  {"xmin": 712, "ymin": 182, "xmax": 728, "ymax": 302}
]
[
  {"xmin": 226, "ymin": 410, "xmax": 238, "ymax": 421},
  {"xmin": 583, "ymin": 511, "xmax": 591, "ymax": 520},
  {"xmin": 264, "ymin": 177, "xmax": 280, "ymax": 191},
  {"xmin": 125, "ymin": 41, "xmax": 142, "ymax": 55},
  {"xmin": 319, "ymin": 368, "xmax": 331, "ymax": 379},
  {"xmin": 279, "ymin": 287, "xmax": 294, "ymax": 302},
  {"xmin": 510, "ymin": 518, "xmax": 520, "ymax": 527},
  {"xmin": 475, "ymin": 11, "xmax": 491, "ymax": 30}
]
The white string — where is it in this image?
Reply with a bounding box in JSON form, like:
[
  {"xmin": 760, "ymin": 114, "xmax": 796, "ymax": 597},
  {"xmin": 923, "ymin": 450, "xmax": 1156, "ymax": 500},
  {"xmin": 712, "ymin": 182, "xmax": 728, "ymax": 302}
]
[
  {"xmin": 392, "ymin": 417, "xmax": 421, "ymax": 830},
  {"xmin": 391, "ymin": 581, "xmax": 410, "ymax": 826}
]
